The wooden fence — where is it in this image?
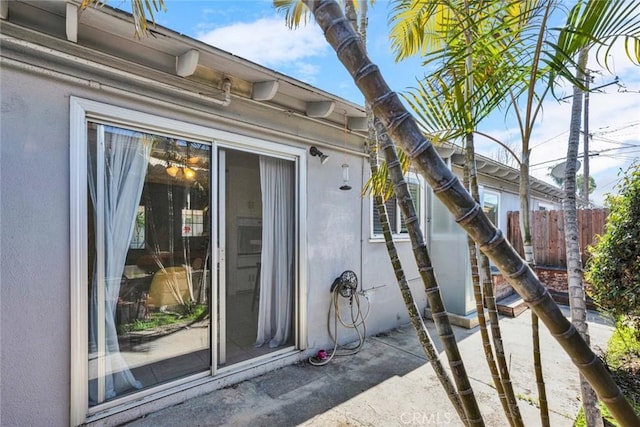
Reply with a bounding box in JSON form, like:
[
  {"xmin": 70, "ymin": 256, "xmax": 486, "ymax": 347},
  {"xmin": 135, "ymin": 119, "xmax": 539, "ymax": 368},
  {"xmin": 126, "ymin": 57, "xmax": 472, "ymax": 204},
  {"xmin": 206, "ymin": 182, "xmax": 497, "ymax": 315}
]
[{"xmin": 506, "ymin": 208, "xmax": 609, "ymax": 268}]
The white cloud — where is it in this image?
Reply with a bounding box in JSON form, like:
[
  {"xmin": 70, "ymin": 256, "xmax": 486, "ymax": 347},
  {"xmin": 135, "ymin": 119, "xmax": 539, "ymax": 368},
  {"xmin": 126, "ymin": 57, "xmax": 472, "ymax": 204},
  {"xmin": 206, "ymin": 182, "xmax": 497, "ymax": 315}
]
[
  {"xmin": 196, "ymin": 17, "xmax": 329, "ymax": 70},
  {"xmin": 290, "ymin": 62, "xmax": 320, "ymax": 84},
  {"xmin": 478, "ymin": 62, "xmax": 639, "ymax": 206},
  {"xmin": 588, "ymin": 41, "xmax": 640, "ymax": 77}
]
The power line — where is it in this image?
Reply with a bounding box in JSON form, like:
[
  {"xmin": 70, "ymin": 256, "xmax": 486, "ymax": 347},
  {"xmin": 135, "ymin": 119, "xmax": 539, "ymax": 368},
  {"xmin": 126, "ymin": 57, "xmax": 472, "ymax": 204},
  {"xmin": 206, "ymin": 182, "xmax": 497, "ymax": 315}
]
[
  {"xmin": 530, "ymin": 130, "xmax": 569, "ymax": 149},
  {"xmin": 559, "ymin": 76, "xmax": 620, "ymax": 101},
  {"xmin": 590, "ymin": 135, "xmax": 638, "ymax": 149},
  {"xmin": 530, "ymin": 145, "xmax": 640, "ymax": 170}
]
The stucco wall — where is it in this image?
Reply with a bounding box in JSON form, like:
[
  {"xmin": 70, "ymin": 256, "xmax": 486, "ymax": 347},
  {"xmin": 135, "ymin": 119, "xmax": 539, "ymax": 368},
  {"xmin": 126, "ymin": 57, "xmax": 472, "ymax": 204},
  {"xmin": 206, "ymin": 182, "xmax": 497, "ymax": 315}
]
[
  {"xmin": 0, "ymin": 59, "xmax": 425, "ymax": 425},
  {"xmin": 1, "ymin": 67, "xmax": 72, "ymax": 426}
]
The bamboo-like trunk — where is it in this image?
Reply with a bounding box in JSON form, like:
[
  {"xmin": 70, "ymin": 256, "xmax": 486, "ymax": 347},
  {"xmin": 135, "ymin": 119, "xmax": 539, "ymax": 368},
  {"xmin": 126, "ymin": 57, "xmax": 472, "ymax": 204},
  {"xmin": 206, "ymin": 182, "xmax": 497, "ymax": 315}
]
[
  {"xmin": 376, "ymin": 121, "xmax": 483, "ymax": 426},
  {"xmin": 461, "ymin": 11, "xmax": 521, "ymax": 424},
  {"xmin": 368, "ymin": 131, "xmax": 468, "ymax": 425},
  {"xmin": 354, "ymin": 4, "xmax": 466, "ymax": 422},
  {"xmin": 465, "ymin": 133, "xmax": 523, "ymax": 427},
  {"xmin": 302, "ymin": 2, "xmax": 639, "ymax": 425},
  {"xmin": 518, "ymin": 144, "xmax": 550, "ymax": 426},
  {"xmin": 519, "ymin": 156, "xmax": 534, "ymax": 265},
  {"xmin": 564, "ymin": 47, "xmax": 603, "ymax": 427},
  {"xmin": 532, "ymin": 312, "xmax": 550, "ymax": 426},
  {"xmin": 478, "ymin": 250, "xmax": 523, "ymax": 425},
  {"xmin": 462, "ymin": 164, "xmax": 513, "ymax": 427}
]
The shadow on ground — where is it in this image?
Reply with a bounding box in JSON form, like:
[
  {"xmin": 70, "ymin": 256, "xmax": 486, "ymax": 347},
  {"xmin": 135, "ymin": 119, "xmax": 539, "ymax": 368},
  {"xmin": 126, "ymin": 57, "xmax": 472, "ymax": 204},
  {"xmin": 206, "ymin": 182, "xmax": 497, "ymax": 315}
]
[{"xmin": 124, "ymin": 307, "xmax": 614, "ymax": 427}]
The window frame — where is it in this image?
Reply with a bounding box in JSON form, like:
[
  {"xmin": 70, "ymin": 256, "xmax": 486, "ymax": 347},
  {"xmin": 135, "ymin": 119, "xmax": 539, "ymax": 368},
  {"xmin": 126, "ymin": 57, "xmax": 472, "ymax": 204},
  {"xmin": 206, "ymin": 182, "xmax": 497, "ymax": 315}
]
[
  {"xmin": 370, "ymin": 171, "xmax": 425, "ymax": 241},
  {"xmin": 480, "ymin": 188, "xmax": 501, "ymax": 229}
]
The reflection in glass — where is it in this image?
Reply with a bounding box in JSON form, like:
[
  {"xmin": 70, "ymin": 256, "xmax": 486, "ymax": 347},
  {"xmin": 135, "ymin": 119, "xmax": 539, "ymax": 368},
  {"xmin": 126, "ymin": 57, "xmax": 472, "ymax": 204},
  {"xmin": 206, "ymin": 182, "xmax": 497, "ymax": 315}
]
[
  {"xmin": 483, "ymin": 192, "xmax": 499, "ymax": 227},
  {"xmin": 87, "ymin": 123, "xmax": 211, "ymax": 406}
]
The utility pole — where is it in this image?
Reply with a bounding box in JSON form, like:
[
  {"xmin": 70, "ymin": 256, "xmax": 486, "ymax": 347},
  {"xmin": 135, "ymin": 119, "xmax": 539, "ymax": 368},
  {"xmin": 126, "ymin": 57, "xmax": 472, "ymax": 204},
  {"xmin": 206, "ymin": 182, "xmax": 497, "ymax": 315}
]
[{"xmin": 583, "ymin": 69, "xmax": 591, "ymax": 206}]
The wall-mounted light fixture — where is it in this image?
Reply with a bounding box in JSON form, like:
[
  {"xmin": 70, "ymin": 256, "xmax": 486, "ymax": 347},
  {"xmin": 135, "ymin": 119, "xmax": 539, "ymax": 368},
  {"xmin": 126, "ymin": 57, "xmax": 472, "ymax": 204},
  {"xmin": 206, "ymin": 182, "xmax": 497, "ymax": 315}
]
[
  {"xmin": 339, "ymin": 113, "xmax": 352, "ymax": 191},
  {"xmin": 309, "ymin": 146, "xmax": 329, "ymax": 164},
  {"xmin": 340, "ymin": 163, "xmax": 352, "ymax": 191}
]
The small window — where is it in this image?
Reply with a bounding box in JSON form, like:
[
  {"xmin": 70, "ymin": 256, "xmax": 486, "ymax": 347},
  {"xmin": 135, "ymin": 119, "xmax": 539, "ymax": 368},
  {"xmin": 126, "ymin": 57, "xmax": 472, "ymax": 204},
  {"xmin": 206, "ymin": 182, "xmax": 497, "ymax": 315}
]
[
  {"xmin": 372, "ymin": 173, "xmax": 423, "ymax": 238},
  {"xmin": 481, "ymin": 190, "xmax": 500, "ymax": 228}
]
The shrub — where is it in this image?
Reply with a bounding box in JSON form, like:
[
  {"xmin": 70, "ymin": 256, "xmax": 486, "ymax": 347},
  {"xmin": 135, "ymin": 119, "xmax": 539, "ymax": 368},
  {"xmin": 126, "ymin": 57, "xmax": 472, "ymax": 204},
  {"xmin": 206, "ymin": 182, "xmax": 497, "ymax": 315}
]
[{"xmin": 585, "ymin": 163, "xmax": 640, "ymax": 332}]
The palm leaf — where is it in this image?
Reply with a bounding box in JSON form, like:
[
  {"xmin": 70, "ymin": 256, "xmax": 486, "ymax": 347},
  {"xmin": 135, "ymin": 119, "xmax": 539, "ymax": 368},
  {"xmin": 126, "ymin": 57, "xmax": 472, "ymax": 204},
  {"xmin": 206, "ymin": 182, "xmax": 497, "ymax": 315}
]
[{"xmin": 80, "ymin": 0, "xmax": 166, "ymax": 37}]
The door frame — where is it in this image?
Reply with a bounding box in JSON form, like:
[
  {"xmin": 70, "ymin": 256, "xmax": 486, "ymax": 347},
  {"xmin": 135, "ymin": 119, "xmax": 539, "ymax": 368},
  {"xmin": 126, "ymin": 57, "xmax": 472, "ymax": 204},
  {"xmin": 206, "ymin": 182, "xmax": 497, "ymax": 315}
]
[
  {"xmin": 212, "ymin": 141, "xmax": 307, "ymax": 374},
  {"xmin": 70, "ymin": 97, "xmax": 308, "ymax": 425}
]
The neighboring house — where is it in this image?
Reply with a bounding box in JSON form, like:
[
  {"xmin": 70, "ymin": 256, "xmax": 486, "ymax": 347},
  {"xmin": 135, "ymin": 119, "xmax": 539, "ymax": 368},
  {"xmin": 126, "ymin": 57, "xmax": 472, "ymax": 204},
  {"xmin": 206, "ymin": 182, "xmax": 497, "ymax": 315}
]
[{"xmin": 0, "ymin": 2, "xmax": 561, "ymax": 426}]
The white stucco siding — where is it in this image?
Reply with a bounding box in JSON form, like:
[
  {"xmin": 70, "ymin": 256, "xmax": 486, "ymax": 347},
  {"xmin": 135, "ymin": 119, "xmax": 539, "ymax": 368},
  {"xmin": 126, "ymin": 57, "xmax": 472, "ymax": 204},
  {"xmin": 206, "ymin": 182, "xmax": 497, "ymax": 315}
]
[
  {"xmin": 0, "ymin": 51, "xmax": 427, "ymax": 426},
  {"xmin": 500, "ymin": 191, "xmax": 521, "ymax": 230},
  {"xmin": 1, "ymin": 67, "xmax": 73, "ymax": 427}
]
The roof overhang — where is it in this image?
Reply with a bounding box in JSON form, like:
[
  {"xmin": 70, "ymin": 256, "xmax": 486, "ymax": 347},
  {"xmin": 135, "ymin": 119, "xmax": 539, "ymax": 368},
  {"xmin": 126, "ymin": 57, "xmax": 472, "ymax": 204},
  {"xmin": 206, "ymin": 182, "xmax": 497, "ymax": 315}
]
[
  {"xmin": 2, "ymin": 0, "xmax": 367, "ymax": 131},
  {"xmin": 450, "ymin": 151, "xmax": 564, "ymax": 200}
]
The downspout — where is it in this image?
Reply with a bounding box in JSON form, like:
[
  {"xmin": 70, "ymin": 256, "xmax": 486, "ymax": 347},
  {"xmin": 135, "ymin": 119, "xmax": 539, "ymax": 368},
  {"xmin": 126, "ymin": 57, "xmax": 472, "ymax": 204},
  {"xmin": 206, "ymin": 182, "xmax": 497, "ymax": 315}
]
[{"xmin": 218, "ymin": 78, "xmax": 232, "ymax": 107}]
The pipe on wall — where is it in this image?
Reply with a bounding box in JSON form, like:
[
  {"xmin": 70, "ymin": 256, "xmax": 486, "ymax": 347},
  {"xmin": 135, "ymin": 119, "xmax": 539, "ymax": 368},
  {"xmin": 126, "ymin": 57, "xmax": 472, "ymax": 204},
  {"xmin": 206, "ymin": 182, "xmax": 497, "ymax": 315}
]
[
  {"xmin": 2, "ymin": 33, "xmax": 369, "ymax": 157},
  {"xmin": 1, "ymin": 55, "xmax": 369, "ymax": 158},
  {"xmin": 1, "ymin": 35, "xmax": 233, "ymax": 107}
]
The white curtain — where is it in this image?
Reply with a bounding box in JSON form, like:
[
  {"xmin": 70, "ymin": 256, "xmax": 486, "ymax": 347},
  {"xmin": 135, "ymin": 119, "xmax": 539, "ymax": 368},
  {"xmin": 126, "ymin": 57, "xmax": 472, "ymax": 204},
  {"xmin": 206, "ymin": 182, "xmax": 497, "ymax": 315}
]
[
  {"xmin": 255, "ymin": 156, "xmax": 294, "ymax": 348},
  {"xmin": 88, "ymin": 126, "xmax": 151, "ymax": 403}
]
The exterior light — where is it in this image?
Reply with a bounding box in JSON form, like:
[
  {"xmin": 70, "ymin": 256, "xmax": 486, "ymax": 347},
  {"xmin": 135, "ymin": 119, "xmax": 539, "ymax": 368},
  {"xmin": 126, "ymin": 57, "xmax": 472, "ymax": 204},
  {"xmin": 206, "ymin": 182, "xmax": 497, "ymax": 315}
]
[{"xmin": 340, "ymin": 163, "xmax": 351, "ymax": 191}]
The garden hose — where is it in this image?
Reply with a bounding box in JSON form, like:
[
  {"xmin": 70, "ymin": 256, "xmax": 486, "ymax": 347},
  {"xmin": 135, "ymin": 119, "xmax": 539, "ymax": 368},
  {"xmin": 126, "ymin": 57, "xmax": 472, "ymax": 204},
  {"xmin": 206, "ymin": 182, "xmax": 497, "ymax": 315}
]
[{"xmin": 309, "ymin": 271, "xmax": 370, "ymax": 366}]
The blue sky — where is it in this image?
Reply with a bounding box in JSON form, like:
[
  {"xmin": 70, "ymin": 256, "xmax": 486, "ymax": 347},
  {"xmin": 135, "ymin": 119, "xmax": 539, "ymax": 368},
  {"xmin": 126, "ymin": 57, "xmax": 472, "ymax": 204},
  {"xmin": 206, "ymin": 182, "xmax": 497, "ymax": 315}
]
[{"xmin": 114, "ymin": 0, "xmax": 639, "ymax": 205}]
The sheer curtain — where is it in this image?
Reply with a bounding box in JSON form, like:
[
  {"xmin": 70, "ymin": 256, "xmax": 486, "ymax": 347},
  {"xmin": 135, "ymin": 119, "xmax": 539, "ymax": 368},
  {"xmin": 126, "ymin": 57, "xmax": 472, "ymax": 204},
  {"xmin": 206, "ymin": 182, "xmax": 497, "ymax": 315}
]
[
  {"xmin": 88, "ymin": 125, "xmax": 151, "ymax": 403},
  {"xmin": 255, "ymin": 156, "xmax": 294, "ymax": 348}
]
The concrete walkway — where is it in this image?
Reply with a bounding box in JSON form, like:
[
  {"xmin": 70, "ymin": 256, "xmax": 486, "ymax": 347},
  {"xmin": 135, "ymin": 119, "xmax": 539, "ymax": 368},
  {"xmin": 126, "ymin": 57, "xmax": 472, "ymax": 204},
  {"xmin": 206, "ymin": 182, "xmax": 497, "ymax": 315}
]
[{"xmin": 125, "ymin": 307, "xmax": 613, "ymax": 426}]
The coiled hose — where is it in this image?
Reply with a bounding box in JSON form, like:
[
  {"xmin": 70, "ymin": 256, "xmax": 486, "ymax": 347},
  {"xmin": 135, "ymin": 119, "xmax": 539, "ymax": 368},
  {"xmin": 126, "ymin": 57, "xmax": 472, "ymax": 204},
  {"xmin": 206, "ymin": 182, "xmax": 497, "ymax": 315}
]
[{"xmin": 309, "ymin": 275, "xmax": 370, "ymax": 366}]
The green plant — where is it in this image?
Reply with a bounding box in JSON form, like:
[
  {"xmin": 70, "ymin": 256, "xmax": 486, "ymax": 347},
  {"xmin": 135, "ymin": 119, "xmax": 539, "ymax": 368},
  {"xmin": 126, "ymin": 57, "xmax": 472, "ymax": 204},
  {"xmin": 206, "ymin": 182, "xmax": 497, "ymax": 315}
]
[
  {"xmin": 607, "ymin": 323, "xmax": 640, "ymax": 370},
  {"xmin": 575, "ymin": 324, "xmax": 640, "ymax": 426},
  {"xmin": 585, "ymin": 163, "xmax": 640, "ymax": 333},
  {"xmin": 116, "ymin": 303, "xmax": 208, "ymax": 334}
]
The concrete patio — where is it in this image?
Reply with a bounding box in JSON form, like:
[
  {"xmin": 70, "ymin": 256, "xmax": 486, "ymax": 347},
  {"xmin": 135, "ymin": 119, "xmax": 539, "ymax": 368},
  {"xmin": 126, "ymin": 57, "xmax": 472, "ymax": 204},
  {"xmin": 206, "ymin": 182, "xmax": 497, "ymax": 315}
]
[{"xmin": 124, "ymin": 306, "xmax": 614, "ymax": 426}]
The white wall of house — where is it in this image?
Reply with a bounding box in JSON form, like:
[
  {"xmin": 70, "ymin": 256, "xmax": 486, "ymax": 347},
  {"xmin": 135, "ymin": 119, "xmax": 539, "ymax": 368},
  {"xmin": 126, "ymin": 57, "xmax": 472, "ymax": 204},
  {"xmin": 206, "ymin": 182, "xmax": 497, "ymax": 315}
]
[
  {"xmin": 0, "ymin": 3, "xmax": 561, "ymax": 425},
  {"xmin": 0, "ymin": 44, "xmax": 424, "ymax": 427}
]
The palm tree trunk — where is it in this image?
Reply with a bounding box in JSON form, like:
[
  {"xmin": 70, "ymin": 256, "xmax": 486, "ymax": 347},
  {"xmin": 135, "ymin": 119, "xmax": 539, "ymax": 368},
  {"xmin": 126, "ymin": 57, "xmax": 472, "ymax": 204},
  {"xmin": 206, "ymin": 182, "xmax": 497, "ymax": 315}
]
[
  {"xmin": 532, "ymin": 312, "xmax": 550, "ymax": 426},
  {"xmin": 518, "ymin": 139, "xmax": 550, "ymax": 427},
  {"xmin": 355, "ymin": 6, "xmax": 467, "ymax": 424},
  {"xmin": 462, "ymin": 163, "xmax": 514, "ymax": 427},
  {"xmin": 464, "ymin": 133, "xmax": 523, "ymax": 427},
  {"xmin": 564, "ymin": 47, "xmax": 603, "ymax": 427},
  {"xmin": 519, "ymin": 155, "xmax": 534, "ymax": 266},
  {"xmin": 376, "ymin": 120, "xmax": 484, "ymax": 426},
  {"xmin": 301, "ymin": 2, "xmax": 639, "ymax": 425},
  {"xmin": 368, "ymin": 131, "xmax": 468, "ymax": 425},
  {"xmin": 460, "ymin": 10, "xmax": 522, "ymax": 424}
]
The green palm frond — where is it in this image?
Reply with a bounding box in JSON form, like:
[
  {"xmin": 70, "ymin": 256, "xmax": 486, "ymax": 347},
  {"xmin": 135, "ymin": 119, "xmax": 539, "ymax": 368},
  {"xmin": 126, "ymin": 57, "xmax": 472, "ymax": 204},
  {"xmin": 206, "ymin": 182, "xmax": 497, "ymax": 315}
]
[
  {"xmin": 274, "ymin": 0, "xmax": 311, "ymax": 29},
  {"xmin": 362, "ymin": 148, "xmax": 410, "ymax": 200},
  {"xmin": 548, "ymin": 0, "xmax": 640, "ymax": 79},
  {"xmin": 389, "ymin": 0, "xmax": 460, "ymax": 61}
]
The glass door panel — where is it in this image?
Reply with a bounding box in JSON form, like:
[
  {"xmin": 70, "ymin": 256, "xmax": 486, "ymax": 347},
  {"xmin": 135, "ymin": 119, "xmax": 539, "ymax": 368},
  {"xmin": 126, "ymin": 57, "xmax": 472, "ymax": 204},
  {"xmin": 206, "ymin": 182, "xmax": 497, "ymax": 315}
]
[
  {"xmin": 87, "ymin": 123, "xmax": 212, "ymax": 406},
  {"xmin": 218, "ymin": 148, "xmax": 295, "ymax": 367}
]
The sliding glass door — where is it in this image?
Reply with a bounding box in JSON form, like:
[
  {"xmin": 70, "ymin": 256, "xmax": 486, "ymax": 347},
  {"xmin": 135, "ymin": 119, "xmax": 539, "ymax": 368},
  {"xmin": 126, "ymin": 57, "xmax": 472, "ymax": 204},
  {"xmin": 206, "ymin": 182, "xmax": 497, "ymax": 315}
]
[
  {"xmin": 87, "ymin": 123, "xmax": 212, "ymax": 406},
  {"xmin": 83, "ymin": 117, "xmax": 300, "ymax": 412},
  {"xmin": 72, "ymin": 99, "xmax": 307, "ymax": 424}
]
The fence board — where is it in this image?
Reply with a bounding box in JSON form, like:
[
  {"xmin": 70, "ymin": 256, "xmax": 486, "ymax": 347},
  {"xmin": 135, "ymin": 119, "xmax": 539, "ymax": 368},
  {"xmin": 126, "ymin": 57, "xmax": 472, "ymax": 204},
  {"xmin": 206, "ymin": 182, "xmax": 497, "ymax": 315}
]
[{"xmin": 506, "ymin": 208, "xmax": 608, "ymax": 268}]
